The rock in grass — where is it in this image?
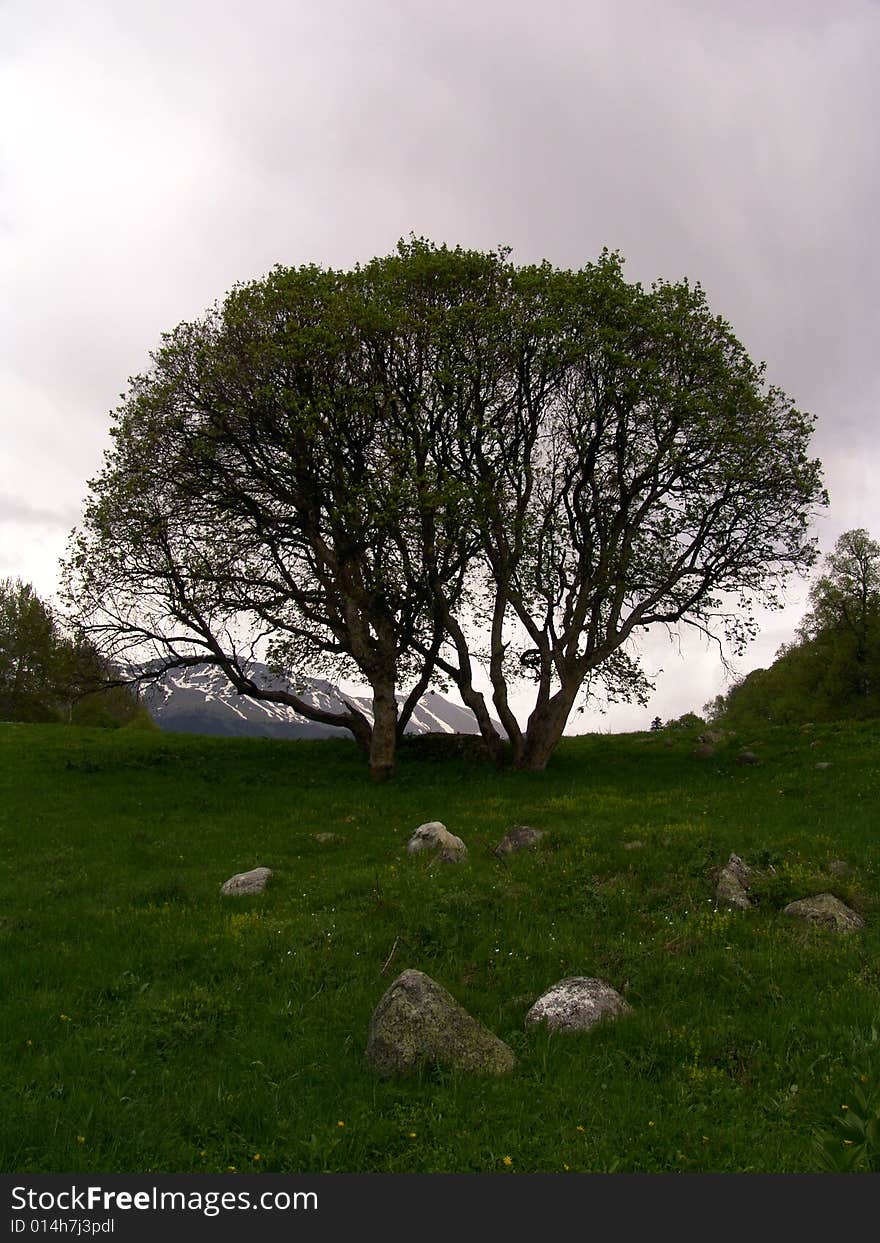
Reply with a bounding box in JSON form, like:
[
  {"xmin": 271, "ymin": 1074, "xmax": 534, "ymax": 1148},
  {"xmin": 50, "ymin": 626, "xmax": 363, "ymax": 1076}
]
[
  {"xmin": 783, "ymin": 893, "xmax": 864, "ymax": 933},
  {"xmin": 495, "ymin": 825, "xmax": 544, "ymax": 856},
  {"xmin": 815, "ymin": 762, "xmax": 832, "ymax": 770},
  {"xmin": 828, "ymin": 859, "xmax": 853, "ymax": 877},
  {"xmin": 716, "ymin": 853, "xmax": 753, "ymax": 910},
  {"xmin": 697, "ymin": 730, "xmax": 725, "ymax": 745},
  {"xmin": 693, "ymin": 743, "xmax": 716, "ymax": 759},
  {"xmin": 220, "ymin": 866, "xmax": 272, "ymax": 896},
  {"xmin": 406, "ymin": 821, "xmax": 467, "ymax": 862},
  {"xmin": 365, "ymin": 969, "xmax": 515, "ymax": 1076},
  {"xmin": 622, "ymin": 840, "xmax": 645, "ymax": 851},
  {"xmin": 736, "ymin": 750, "xmax": 759, "ymax": 766},
  {"xmin": 525, "ymin": 977, "xmax": 632, "ymax": 1033}
]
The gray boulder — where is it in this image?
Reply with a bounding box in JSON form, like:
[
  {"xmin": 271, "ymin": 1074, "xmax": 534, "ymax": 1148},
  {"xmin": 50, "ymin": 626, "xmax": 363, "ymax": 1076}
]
[
  {"xmin": 693, "ymin": 743, "xmax": 716, "ymax": 759},
  {"xmin": 406, "ymin": 821, "xmax": 467, "ymax": 862},
  {"xmin": 495, "ymin": 825, "xmax": 544, "ymax": 856},
  {"xmin": 220, "ymin": 866, "xmax": 272, "ymax": 896},
  {"xmin": 622, "ymin": 840, "xmax": 645, "ymax": 851},
  {"xmin": 828, "ymin": 859, "xmax": 853, "ymax": 877},
  {"xmin": 736, "ymin": 750, "xmax": 759, "ymax": 766},
  {"xmin": 783, "ymin": 893, "xmax": 864, "ymax": 933},
  {"xmin": 365, "ymin": 969, "xmax": 515, "ymax": 1076},
  {"xmin": 815, "ymin": 762, "xmax": 832, "ymax": 770},
  {"xmin": 716, "ymin": 853, "xmax": 753, "ymax": 910},
  {"xmin": 525, "ymin": 977, "xmax": 632, "ymax": 1033}
]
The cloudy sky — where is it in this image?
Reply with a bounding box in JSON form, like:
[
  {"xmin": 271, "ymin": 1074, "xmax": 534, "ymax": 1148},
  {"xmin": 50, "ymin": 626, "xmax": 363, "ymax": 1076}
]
[{"xmin": 2, "ymin": 0, "xmax": 878, "ymax": 731}]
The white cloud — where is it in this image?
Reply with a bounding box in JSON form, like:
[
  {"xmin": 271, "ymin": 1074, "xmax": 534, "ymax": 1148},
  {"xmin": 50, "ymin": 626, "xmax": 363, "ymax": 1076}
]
[{"xmin": 2, "ymin": 0, "xmax": 877, "ymax": 726}]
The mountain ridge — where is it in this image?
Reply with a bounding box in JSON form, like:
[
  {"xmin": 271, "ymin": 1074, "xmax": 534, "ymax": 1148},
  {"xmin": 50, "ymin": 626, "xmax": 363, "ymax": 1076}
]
[{"xmin": 140, "ymin": 661, "xmax": 499, "ymax": 740}]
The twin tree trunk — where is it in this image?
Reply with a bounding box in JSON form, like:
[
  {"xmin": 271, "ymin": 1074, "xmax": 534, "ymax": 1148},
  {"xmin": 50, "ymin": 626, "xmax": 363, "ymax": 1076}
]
[{"xmin": 359, "ymin": 676, "xmax": 578, "ymax": 781}]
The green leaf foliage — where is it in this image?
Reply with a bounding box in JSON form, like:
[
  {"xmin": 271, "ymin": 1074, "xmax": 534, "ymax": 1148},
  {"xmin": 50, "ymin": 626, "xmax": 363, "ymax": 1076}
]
[
  {"xmin": 62, "ymin": 239, "xmax": 826, "ymax": 774},
  {"xmin": 711, "ymin": 530, "xmax": 880, "ymax": 729},
  {"xmin": 0, "ymin": 578, "xmax": 139, "ymax": 726}
]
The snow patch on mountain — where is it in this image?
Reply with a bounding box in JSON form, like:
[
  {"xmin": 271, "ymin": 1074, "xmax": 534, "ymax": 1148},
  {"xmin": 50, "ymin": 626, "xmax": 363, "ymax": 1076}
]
[{"xmin": 140, "ymin": 662, "xmax": 497, "ymax": 740}]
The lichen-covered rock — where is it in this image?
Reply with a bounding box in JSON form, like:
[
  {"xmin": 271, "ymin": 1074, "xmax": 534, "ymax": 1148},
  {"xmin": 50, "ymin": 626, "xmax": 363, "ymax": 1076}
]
[
  {"xmin": 495, "ymin": 826, "xmax": 544, "ymax": 856},
  {"xmin": 783, "ymin": 893, "xmax": 864, "ymax": 933},
  {"xmin": 736, "ymin": 750, "xmax": 759, "ymax": 766},
  {"xmin": 314, "ymin": 832, "xmax": 338, "ymax": 843},
  {"xmin": 406, "ymin": 821, "xmax": 467, "ymax": 862},
  {"xmin": 723, "ymin": 853, "xmax": 751, "ymax": 887},
  {"xmin": 524, "ymin": 977, "xmax": 632, "ymax": 1033},
  {"xmin": 716, "ymin": 853, "xmax": 753, "ymax": 910},
  {"xmin": 828, "ymin": 859, "xmax": 853, "ymax": 877},
  {"xmin": 622, "ymin": 840, "xmax": 645, "ymax": 851},
  {"xmin": 815, "ymin": 762, "xmax": 832, "ymax": 770},
  {"xmin": 365, "ymin": 969, "xmax": 515, "ymax": 1076},
  {"xmin": 220, "ymin": 866, "xmax": 272, "ymax": 896}
]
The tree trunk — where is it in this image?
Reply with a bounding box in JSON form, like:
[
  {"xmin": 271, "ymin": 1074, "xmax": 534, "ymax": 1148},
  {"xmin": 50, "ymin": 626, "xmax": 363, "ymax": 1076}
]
[
  {"xmin": 457, "ymin": 682, "xmax": 506, "ymax": 766},
  {"xmin": 368, "ymin": 683, "xmax": 399, "ymax": 782},
  {"xmin": 515, "ymin": 685, "xmax": 579, "ymax": 771},
  {"xmin": 427, "ymin": 603, "xmax": 506, "ymax": 766}
]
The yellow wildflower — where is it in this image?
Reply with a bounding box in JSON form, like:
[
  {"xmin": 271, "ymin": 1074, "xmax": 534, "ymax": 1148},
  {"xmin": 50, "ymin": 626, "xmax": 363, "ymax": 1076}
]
[{"xmin": 502, "ymin": 1155, "xmax": 513, "ymax": 1167}]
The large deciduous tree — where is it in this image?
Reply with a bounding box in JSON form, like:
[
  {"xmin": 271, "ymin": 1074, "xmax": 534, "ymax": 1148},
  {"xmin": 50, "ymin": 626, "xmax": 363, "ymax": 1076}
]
[
  {"xmin": 64, "ymin": 240, "xmax": 826, "ymax": 776},
  {"xmin": 420, "ymin": 252, "xmax": 826, "ymax": 767},
  {"xmin": 64, "ymin": 245, "xmax": 503, "ymax": 779}
]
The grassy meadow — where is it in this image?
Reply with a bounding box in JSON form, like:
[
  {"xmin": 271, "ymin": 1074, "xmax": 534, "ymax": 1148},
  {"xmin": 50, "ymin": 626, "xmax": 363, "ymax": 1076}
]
[{"xmin": 1, "ymin": 718, "xmax": 879, "ymax": 1173}]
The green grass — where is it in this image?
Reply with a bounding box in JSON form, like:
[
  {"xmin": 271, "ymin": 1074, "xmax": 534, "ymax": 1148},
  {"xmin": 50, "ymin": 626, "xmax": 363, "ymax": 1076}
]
[{"xmin": 1, "ymin": 719, "xmax": 879, "ymax": 1173}]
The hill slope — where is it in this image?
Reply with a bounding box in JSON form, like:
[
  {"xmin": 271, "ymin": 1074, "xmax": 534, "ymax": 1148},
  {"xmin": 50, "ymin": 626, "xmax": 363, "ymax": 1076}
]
[{"xmin": 1, "ymin": 719, "xmax": 878, "ymax": 1173}]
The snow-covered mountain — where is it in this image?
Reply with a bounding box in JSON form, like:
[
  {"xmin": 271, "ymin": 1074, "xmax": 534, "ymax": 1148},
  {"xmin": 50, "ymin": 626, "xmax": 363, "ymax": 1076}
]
[{"xmin": 140, "ymin": 662, "xmax": 494, "ymax": 740}]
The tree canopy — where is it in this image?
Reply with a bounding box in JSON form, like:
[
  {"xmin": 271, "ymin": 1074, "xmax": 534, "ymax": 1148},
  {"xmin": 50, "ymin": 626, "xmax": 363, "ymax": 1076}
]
[{"xmin": 63, "ymin": 239, "xmax": 826, "ymax": 777}]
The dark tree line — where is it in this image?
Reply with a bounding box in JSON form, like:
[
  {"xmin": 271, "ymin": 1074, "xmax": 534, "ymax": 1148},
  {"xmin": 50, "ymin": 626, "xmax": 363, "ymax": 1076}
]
[
  {"xmin": 707, "ymin": 530, "xmax": 880, "ymax": 729},
  {"xmin": 0, "ymin": 578, "xmax": 141, "ymax": 726},
  {"xmin": 63, "ymin": 239, "xmax": 826, "ymax": 778}
]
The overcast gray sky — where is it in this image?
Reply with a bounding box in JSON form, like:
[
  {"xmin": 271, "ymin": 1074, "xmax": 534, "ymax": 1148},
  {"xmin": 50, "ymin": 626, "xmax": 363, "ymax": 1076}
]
[{"xmin": 2, "ymin": 0, "xmax": 878, "ymax": 730}]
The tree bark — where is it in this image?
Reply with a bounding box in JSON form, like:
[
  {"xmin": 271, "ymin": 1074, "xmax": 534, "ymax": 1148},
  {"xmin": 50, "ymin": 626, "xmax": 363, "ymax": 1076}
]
[
  {"xmin": 428, "ymin": 600, "xmax": 506, "ymax": 765},
  {"xmin": 515, "ymin": 685, "xmax": 580, "ymax": 771},
  {"xmin": 368, "ymin": 682, "xmax": 399, "ymax": 782}
]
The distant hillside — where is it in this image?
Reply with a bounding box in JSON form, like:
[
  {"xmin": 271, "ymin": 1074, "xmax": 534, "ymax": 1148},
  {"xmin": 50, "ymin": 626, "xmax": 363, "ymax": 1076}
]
[{"xmin": 140, "ymin": 662, "xmax": 501, "ymax": 740}]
